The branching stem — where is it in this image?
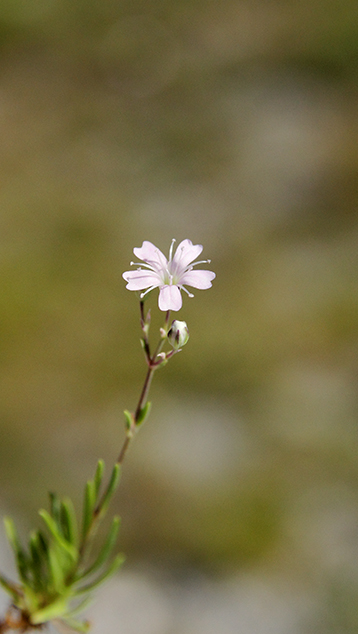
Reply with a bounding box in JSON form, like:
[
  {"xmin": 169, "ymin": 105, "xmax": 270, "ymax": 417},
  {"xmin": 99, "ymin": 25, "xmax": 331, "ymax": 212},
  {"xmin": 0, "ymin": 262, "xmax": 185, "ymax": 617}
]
[
  {"xmin": 116, "ymin": 307, "xmax": 170, "ymax": 464},
  {"xmin": 77, "ymin": 303, "xmax": 171, "ymax": 565}
]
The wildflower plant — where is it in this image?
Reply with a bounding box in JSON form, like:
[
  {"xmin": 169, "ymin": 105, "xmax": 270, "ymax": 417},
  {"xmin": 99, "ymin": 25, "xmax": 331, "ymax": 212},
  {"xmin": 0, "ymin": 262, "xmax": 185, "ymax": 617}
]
[{"xmin": 0, "ymin": 239, "xmax": 215, "ymax": 633}]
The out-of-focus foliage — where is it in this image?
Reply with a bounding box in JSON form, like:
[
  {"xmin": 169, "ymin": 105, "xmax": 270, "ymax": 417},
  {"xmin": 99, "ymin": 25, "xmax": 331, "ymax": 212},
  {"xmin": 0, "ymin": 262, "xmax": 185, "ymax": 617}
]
[{"xmin": 0, "ymin": 461, "xmax": 122, "ymax": 633}]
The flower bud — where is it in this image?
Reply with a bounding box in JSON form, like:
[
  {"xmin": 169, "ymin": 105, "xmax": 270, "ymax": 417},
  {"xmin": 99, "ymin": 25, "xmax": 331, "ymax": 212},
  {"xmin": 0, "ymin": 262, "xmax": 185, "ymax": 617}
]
[{"xmin": 167, "ymin": 320, "xmax": 189, "ymax": 349}]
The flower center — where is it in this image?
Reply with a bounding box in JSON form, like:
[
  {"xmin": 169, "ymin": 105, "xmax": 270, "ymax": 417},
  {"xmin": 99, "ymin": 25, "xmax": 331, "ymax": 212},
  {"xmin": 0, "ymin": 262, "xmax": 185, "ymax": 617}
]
[{"xmin": 162, "ymin": 266, "xmax": 175, "ymax": 286}]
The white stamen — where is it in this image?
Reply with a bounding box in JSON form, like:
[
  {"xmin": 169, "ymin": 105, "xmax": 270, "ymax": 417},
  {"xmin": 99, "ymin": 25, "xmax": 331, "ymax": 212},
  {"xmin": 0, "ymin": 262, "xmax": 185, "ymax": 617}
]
[
  {"xmin": 140, "ymin": 286, "xmax": 157, "ymax": 299},
  {"xmin": 169, "ymin": 238, "xmax": 176, "ymax": 262},
  {"xmin": 180, "ymin": 286, "xmax": 194, "ymax": 298},
  {"xmin": 190, "ymin": 259, "xmax": 211, "ymax": 267},
  {"xmin": 130, "ymin": 261, "xmax": 157, "ymax": 270}
]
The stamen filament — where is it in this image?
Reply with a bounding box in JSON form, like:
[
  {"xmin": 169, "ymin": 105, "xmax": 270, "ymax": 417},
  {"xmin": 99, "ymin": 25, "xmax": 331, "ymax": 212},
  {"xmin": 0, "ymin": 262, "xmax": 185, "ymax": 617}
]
[
  {"xmin": 140, "ymin": 286, "xmax": 157, "ymax": 299},
  {"xmin": 168, "ymin": 238, "xmax": 176, "ymax": 262},
  {"xmin": 180, "ymin": 286, "xmax": 194, "ymax": 298},
  {"xmin": 130, "ymin": 261, "xmax": 159, "ymax": 271},
  {"xmin": 190, "ymin": 259, "xmax": 211, "ymax": 267}
]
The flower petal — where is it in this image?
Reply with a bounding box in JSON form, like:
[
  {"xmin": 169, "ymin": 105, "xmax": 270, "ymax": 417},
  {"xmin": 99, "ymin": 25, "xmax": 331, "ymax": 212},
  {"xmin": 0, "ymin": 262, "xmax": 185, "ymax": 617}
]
[
  {"xmin": 158, "ymin": 285, "xmax": 182, "ymax": 311},
  {"xmin": 171, "ymin": 239, "xmax": 203, "ymax": 271},
  {"xmin": 122, "ymin": 270, "xmax": 160, "ymax": 291},
  {"xmin": 180, "ymin": 269, "xmax": 216, "ymax": 289},
  {"xmin": 133, "ymin": 241, "xmax": 167, "ymax": 269}
]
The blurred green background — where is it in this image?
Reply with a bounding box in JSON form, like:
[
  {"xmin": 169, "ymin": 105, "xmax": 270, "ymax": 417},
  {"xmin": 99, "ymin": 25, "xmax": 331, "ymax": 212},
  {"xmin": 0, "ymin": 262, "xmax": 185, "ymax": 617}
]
[{"xmin": 0, "ymin": 1, "xmax": 358, "ymax": 632}]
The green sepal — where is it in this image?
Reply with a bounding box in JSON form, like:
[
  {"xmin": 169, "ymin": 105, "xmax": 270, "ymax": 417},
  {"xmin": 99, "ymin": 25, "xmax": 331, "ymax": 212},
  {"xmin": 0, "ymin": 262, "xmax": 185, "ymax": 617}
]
[
  {"xmin": 93, "ymin": 460, "xmax": 105, "ymax": 498},
  {"xmin": 39, "ymin": 510, "xmax": 77, "ymax": 563},
  {"xmin": 82, "ymin": 480, "xmax": 96, "ymax": 540},
  {"xmin": 76, "ymin": 554, "xmax": 124, "ymax": 595},
  {"xmin": 124, "ymin": 409, "xmax": 134, "ymax": 431},
  {"xmin": 97, "ymin": 464, "xmax": 121, "ymax": 519},
  {"xmin": 4, "ymin": 517, "xmax": 30, "ymax": 584},
  {"xmin": 60, "ymin": 498, "xmax": 78, "ymax": 547},
  {"xmin": 136, "ymin": 401, "xmax": 151, "ymax": 427},
  {"xmin": 79, "ymin": 515, "xmax": 121, "ymax": 581},
  {"xmin": 61, "ymin": 617, "xmax": 91, "ymax": 633}
]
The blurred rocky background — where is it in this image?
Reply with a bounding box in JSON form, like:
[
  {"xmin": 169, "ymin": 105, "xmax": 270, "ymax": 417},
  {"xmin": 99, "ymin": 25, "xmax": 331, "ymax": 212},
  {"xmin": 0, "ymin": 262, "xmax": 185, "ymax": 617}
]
[{"xmin": 0, "ymin": 0, "xmax": 358, "ymax": 632}]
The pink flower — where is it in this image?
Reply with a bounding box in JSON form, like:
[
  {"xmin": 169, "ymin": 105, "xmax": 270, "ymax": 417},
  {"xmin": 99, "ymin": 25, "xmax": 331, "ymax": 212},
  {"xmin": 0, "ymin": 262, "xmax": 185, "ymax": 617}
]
[{"xmin": 123, "ymin": 239, "xmax": 215, "ymax": 311}]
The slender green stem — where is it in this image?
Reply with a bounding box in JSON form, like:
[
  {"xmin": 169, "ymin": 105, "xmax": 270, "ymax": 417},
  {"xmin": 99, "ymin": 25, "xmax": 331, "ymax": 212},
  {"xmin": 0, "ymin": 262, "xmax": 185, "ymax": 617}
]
[
  {"xmin": 134, "ymin": 366, "xmax": 154, "ymax": 423},
  {"xmin": 140, "ymin": 301, "xmax": 151, "ymax": 362},
  {"xmin": 116, "ymin": 308, "xmax": 171, "ymax": 464},
  {"xmin": 77, "ymin": 304, "xmax": 171, "ymax": 562},
  {"xmin": 115, "ymin": 365, "xmax": 154, "ymax": 466}
]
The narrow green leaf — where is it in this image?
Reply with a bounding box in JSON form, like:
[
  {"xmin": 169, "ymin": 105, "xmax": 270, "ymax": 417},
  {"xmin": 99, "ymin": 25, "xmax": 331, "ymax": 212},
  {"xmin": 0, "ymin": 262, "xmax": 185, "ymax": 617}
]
[
  {"xmin": 98, "ymin": 464, "xmax": 121, "ymax": 519},
  {"xmin": 4, "ymin": 517, "xmax": 30, "ymax": 583},
  {"xmin": 60, "ymin": 498, "xmax": 78, "ymax": 547},
  {"xmin": 47, "ymin": 545, "xmax": 66, "ymax": 592},
  {"xmin": 31, "ymin": 596, "xmax": 69, "ymax": 624},
  {"xmin": 61, "ymin": 617, "xmax": 90, "ymax": 633},
  {"xmin": 76, "ymin": 554, "xmax": 124, "ymax": 594},
  {"xmin": 136, "ymin": 401, "xmax": 151, "ymax": 426},
  {"xmin": 82, "ymin": 481, "xmax": 96, "ymax": 540},
  {"xmin": 29, "ymin": 531, "xmax": 42, "ymax": 569},
  {"xmin": 39, "ymin": 510, "xmax": 77, "ymax": 562},
  {"xmin": 94, "ymin": 460, "xmax": 105, "ymax": 498},
  {"xmin": 37, "ymin": 529, "xmax": 48, "ymax": 552},
  {"xmin": 79, "ymin": 516, "xmax": 121, "ymax": 581},
  {"xmin": 23, "ymin": 584, "xmax": 43, "ymax": 615},
  {"xmin": 28, "ymin": 530, "xmax": 53, "ymax": 595},
  {"xmin": 29, "ymin": 531, "xmax": 47, "ymax": 591},
  {"xmin": 36, "ymin": 530, "xmax": 50, "ymax": 564},
  {"xmin": 49, "ymin": 492, "xmax": 62, "ymax": 529},
  {"xmin": 0, "ymin": 573, "xmax": 22, "ymax": 602},
  {"xmin": 33, "ymin": 530, "xmax": 50, "ymax": 576},
  {"xmin": 123, "ymin": 409, "xmax": 133, "ymax": 431},
  {"xmin": 62, "ymin": 595, "xmax": 93, "ymax": 619},
  {"xmin": 48, "ymin": 548, "xmax": 65, "ymax": 594}
]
